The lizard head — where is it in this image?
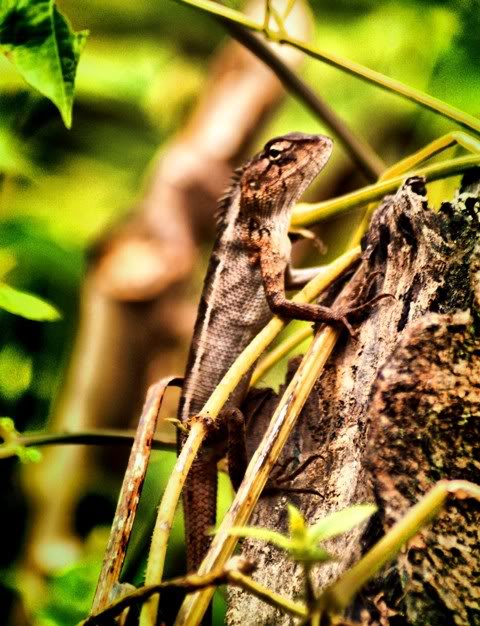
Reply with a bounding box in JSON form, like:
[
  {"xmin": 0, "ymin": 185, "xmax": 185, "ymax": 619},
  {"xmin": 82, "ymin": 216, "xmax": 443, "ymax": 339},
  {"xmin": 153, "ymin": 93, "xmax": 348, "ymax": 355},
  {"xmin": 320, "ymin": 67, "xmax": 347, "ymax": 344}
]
[{"xmin": 240, "ymin": 133, "xmax": 333, "ymax": 216}]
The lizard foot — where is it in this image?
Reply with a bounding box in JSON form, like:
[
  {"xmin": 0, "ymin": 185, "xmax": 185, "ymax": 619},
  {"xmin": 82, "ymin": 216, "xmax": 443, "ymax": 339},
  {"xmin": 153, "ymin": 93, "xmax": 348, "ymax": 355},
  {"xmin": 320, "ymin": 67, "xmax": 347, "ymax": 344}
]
[
  {"xmin": 263, "ymin": 454, "xmax": 324, "ymax": 499},
  {"xmin": 330, "ymin": 271, "xmax": 395, "ymax": 336}
]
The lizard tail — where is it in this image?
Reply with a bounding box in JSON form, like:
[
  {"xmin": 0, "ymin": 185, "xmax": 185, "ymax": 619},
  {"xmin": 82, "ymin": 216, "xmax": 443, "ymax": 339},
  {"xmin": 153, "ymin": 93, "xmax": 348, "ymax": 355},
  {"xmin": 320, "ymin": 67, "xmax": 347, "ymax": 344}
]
[{"xmin": 182, "ymin": 457, "xmax": 218, "ymax": 572}]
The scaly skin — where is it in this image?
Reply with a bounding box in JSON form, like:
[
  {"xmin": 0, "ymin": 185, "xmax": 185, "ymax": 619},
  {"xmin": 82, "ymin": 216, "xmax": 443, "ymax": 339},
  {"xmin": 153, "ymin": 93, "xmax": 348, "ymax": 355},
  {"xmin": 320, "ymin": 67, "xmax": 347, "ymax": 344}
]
[{"xmin": 178, "ymin": 133, "xmax": 335, "ymax": 577}]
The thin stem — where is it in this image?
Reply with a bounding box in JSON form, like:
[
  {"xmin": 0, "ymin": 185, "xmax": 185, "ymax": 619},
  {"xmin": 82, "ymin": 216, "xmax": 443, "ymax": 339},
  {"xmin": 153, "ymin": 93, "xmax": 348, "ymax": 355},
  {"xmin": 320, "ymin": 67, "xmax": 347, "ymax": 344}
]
[
  {"xmin": 91, "ymin": 377, "xmax": 180, "ymax": 613},
  {"xmin": 339, "ymin": 131, "xmax": 480, "ymax": 252},
  {"xmin": 292, "ymin": 154, "xmax": 480, "ymax": 226},
  {"xmin": 228, "ymin": 570, "xmax": 308, "ymax": 618},
  {"xmin": 173, "ymin": 0, "xmax": 480, "ymax": 135},
  {"xmin": 322, "ymin": 480, "xmax": 480, "ymax": 614},
  {"xmin": 141, "ymin": 248, "xmax": 360, "ymax": 626},
  {"xmin": 379, "ymin": 130, "xmax": 480, "ymax": 180},
  {"xmin": 251, "ymin": 324, "xmax": 312, "ymax": 385},
  {"xmin": 10, "ymin": 430, "xmax": 176, "ymax": 454},
  {"xmin": 284, "ymin": 36, "xmax": 480, "ymax": 135},
  {"xmin": 221, "ymin": 21, "xmax": 384, "ymax": 181},
  {"xmin": 140, "ymin": 421, "xmax": 205, "ymax": 626},
  {"xmin": 80, "ymin": 561, "xmax": 306, "ymax": 626},
  {"xmin": 82, "ymin": 560, "xmax": 252, "ymax": 626}
]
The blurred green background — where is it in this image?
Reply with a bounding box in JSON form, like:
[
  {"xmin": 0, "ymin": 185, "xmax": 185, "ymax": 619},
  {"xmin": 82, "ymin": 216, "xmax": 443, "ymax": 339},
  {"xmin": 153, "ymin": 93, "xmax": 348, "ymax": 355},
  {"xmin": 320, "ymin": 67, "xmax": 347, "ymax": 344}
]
[{"xmin": 0, "ymin": 0, "xmax": 478, "ymax": 624}]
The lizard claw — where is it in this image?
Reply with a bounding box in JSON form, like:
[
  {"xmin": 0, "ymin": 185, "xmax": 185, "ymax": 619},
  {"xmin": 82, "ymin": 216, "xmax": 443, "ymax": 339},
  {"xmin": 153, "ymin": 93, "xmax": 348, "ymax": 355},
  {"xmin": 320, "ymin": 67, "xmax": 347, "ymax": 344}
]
[
  {"xmin": 333, "ymin": 291, "xmax": 395, "ymax": 337},
  {"xmin": 264, "ymin": 453, "xmax": 325, "ymax": 499}
]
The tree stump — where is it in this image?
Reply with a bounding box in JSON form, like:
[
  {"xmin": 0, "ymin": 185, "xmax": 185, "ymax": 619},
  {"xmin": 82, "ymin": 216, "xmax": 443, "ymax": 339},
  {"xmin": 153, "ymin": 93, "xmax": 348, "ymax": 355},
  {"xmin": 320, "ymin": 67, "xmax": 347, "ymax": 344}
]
[{"xmin": 227, "ymin": 174, "xmax": 480, "ymax": 626}]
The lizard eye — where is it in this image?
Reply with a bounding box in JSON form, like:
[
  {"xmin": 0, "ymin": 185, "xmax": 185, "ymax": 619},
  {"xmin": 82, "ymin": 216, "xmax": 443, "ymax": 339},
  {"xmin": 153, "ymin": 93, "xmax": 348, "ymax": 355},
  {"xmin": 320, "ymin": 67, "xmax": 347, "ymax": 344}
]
[{"xmin": 267, "ymin": 146, "xmax": 284, "ymax": 161}]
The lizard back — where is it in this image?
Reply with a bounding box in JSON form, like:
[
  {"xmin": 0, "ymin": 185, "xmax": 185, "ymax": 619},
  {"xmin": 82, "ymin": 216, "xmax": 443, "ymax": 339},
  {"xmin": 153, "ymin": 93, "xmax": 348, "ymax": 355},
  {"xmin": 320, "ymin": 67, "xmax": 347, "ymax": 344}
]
[{"xmin": 178, "ymin": 181, "xmax": 275, "ymax": 424}]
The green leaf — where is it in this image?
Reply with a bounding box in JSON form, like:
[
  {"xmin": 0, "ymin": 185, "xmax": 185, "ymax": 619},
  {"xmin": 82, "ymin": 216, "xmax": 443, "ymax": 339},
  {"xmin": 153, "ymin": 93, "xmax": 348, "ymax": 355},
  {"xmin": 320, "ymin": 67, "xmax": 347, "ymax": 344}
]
[
  {"xmin": 0, "ymin": 416, "xmax": 40, "ymax": 462},
  {"xmin": 0, "ymin": 282, "xmax": 61, "ymax": 321},
  {"xmin": 291, "ymin": 545, "xmax": 333, "ymax": 564},
  {"xmin": 17, "ymin": 445, "xmax": 42, "ymax": 463},
  {"xmin": 0, "ymin": 250, "xmax": 16, "ymax": 280},
  {"xmin": 288, "ymin": 504, "xmax": 306, "ymax": 541},
  {"xmin": 227, "ymin": 526, "xmax": 292, "ymax": 551},
  {"xmin": 0, "ymin": 0, "xmax": 88, "ymax": 128},
  {"xmin": 307, "ymin": 504, "xmax": 377, "ymax": 544}
]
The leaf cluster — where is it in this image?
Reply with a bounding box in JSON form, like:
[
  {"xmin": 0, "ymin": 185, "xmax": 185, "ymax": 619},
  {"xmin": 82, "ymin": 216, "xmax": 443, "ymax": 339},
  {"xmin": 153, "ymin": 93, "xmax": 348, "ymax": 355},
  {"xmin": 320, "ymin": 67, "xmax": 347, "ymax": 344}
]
[{"xmin": 228, "ymin": 503, "xmax": 376, "ymax": 564}]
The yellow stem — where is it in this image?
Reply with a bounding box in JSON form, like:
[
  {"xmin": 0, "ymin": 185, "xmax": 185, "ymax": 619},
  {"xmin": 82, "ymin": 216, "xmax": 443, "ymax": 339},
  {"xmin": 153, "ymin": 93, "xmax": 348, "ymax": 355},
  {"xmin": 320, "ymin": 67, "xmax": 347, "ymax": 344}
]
[
  {"xmin": 229, "ymin": 570, "xmax": 308, "ymax": 618},
  {"xmin": 323, "ymin": 480, "xmax": 480, "ymax": 613},
  {"xmin": 251, "ymin": 325, "xmax": 313, "ymax": 385},
  {"xmin": 175, "ymin": 324, "xmax": 341, "ymax": 625},
  {"xmin": 141, "ymin": 248, "xmax": 360, "ymax": 626}
]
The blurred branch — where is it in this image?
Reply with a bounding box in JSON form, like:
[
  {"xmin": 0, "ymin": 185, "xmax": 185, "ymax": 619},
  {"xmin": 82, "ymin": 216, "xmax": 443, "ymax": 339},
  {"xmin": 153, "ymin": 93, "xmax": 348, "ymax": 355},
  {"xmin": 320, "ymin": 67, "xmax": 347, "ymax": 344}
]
[
  {"xmin": 14, "ymin": 430, "xmax": 176, "ymax": 453},
  {"xmin": 219, "ymin": 21, "xmax": 385, "ymax": 181},
  {"xmin": 81, "ymin": 557, "xmax": 306, "ymax": 626},
  {"xmin": 174, "ymin": 0, "xmax": 480, "ymax": 135},
  {"xmin": 91, "ymin": 377, "xmax": 181, "ymax": 613}
]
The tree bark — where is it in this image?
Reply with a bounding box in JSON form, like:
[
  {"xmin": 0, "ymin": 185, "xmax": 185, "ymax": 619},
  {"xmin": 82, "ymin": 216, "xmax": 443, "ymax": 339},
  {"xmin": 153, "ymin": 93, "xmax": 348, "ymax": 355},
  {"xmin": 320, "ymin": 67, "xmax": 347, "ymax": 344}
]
[{"xmin": 228, "ymin": 173, "xmax": 480, "ymax": 625}]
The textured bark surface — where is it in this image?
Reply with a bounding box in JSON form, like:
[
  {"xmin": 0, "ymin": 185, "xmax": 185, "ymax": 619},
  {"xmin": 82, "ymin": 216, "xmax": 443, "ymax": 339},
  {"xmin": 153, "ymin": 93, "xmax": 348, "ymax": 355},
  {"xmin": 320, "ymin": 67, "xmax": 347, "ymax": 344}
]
[{"xmin": 227, "ymin": 175, "xmax": 480, "ymax": 625}]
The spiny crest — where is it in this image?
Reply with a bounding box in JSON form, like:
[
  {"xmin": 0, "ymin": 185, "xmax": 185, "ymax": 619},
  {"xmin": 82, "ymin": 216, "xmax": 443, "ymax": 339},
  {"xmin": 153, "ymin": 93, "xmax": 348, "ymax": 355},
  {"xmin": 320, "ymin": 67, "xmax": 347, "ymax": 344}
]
[{"xmin": 214, "ymin": 163, "xmax": 247, "ymax": 229}]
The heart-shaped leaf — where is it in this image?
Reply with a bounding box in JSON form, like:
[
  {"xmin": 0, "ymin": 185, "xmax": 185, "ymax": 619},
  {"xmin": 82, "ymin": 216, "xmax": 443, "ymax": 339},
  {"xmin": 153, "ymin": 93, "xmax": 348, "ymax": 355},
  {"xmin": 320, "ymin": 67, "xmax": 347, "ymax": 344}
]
[
  {"xmin": 307, "ymin": 504, "xmax": 377, "ymax": 544},
  {"xmin": 0, "ymin": 0, "xmax": 88, "ymax": 127}
]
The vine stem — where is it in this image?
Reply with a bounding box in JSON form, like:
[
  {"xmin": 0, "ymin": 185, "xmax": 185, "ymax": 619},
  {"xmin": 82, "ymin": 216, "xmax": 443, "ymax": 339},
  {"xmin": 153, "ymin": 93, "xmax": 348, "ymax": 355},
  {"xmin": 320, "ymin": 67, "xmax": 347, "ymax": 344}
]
[
  {"xmin": 292, "ymin": 154, "xmax": 480, "ymax": 226},
  {"xmin": 318, "ymin": 480, "xmax": 480, "ymax": 617},
  {"xmin": 173, "ymin": 0, "xmax": 480, "ymax": 134},
  {"xmin": 139, "ymin": 247, "xmax": 361, "ymax": 626},
  {"xmin": 0, "ymin": 430, "xmax": 175, "ymax": 456},
  {"xmin": 220, "ymin": 20, "xmax": 384, "ymax": 181},
  {"xmin": 91, "ymin": 377, "xmax": 181, "ymax": 613},
  {"xmin": 79, "ymin": 559, "xmax": 307, "ymax": 626}
]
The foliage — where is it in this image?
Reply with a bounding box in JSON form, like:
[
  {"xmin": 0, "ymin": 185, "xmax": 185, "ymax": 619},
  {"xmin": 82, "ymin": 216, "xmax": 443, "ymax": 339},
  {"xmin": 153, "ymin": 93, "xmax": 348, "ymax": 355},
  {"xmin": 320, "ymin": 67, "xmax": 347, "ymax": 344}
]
[
  {"xmin": 0, "ymin": 1, "xmax": 478, "ymax": 625},
  {"xmin": 36, "ymin": 530, "xmax": 107, "ymax": 626},
  {"xmin": 0, "ymin": 0, "xmax": 88, "ymax": 128},
  {"xmin": 0, "ymin": 282, "xmax": 61, "ymax": 321},
  {"xmin": 0, "ymin": 417, "xmax": 41, "ymax": 462},
  {"xmin": 228, "ymin": 503, "xmax": 376, "ymax": 564},
  {"xmin": 0, "ymin": 251, "xmax": 60, "ymax": 321}
]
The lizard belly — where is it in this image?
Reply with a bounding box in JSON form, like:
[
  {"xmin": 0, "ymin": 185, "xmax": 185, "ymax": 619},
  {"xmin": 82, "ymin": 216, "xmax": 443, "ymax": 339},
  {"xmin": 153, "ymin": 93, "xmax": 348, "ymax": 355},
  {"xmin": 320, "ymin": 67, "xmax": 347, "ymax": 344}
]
[{"xmin": 179, "ymin": 253, "xmax": 272, "ymax": 423}]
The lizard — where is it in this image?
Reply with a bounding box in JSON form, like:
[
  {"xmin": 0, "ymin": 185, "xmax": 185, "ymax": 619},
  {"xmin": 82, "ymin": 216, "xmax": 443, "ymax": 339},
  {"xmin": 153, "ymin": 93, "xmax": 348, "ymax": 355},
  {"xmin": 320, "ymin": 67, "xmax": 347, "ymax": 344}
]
[{"xmin": 177, "ymin": 132, "xmax": 375, "ymax": 577}]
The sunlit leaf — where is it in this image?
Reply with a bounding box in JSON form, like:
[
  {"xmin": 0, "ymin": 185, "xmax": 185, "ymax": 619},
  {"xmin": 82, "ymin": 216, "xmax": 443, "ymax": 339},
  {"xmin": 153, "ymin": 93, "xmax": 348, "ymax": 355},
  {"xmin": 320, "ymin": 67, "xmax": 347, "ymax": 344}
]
[
  {"xmin": 0, "ymin": 345, "xmax": 32, "ymax": 399},
  {"xmin": 0, "ymin": 250, "xmax": 16, "ymax": 280},
  {"xmin": 307, "ymin": 504, "xmax": 377, "ymax": 544},
  {"xmin": 288, "ymin": 504, "xmax": 306, "ymax": 541},
  {"xmin": 0, "ymin": 0, "xmax": 88, "ymax": 127},
  {"xmin": 227, "ymin": 526, "xmax": 292, "ymax": 551},
  {"xmin": 291, "ymin": 545, "xmax": 333, "ymax": 564},
  {"xmin": 0, "ymin": 282, "xmax": 61, "ymax": 321}
]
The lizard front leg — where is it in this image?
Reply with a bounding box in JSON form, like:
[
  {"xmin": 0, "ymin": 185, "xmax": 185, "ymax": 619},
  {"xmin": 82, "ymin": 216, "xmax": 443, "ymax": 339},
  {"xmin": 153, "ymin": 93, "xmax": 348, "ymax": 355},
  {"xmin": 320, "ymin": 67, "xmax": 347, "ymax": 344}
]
[
  {"xmin": 259, "ymin": 233, "xmax": 359, "ymax": 331},
  {"xmin": 258, "ymin": 228, "xmax": 390, "ymax": 336}
]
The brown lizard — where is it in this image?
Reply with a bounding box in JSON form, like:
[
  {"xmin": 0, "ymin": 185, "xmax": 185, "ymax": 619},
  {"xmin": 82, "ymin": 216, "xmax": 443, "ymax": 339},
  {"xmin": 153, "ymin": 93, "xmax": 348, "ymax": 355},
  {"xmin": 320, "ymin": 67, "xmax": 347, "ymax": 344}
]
[{"xmin": 178, "ymin": 132, "xmax": 368, "ymax": 576}]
